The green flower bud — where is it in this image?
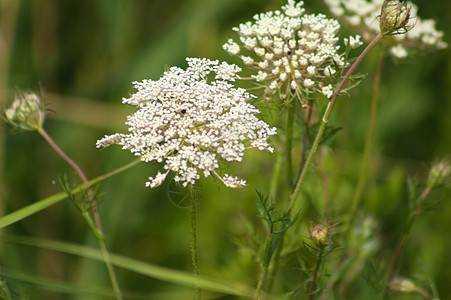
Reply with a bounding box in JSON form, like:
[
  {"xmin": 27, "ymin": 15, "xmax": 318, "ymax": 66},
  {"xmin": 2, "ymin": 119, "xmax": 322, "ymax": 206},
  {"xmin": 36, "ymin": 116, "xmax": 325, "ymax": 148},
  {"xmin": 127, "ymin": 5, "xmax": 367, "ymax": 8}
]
[
  {"xmin": 379, "ymin": 0, "xmax": 411, "ymax": 35},
  {"xmin": 5, "ymin": 92, "xmax": 45, "ymax": 131}
]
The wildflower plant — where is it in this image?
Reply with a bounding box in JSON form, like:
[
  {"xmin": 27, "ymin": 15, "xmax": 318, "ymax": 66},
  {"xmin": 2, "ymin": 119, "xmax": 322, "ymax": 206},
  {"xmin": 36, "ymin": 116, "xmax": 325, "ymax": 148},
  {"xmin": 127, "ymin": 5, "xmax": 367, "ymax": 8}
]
[
  {"xmin": 2, "ymin": 1, "xmax": 450, "ymax": 299},
  {"xmin": 223, "ymin": 0, "xmax": 363, "ymax": 103},
  {"xmin": 324, "ymin": 0, "xmax": 447, "ymax": 58},
  {"xmin": 97, "ymin": 58, "xmax": 276, "ymax": 188}
]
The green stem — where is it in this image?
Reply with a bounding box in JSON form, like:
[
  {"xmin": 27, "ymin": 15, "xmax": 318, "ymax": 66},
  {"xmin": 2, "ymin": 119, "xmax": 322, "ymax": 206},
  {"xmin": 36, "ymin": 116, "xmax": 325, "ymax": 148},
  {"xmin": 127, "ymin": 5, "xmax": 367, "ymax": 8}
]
[
  {"xmin": 349, "ymin": 48, "xmax": 386, "ymax": 226},
  {"xmin": 286, "ymin": 103, "xmax": 295, "ymax": 188},
  {"xmin": 389, "ymin": 186, "xmax": 431, "ymax": 278},
  {"xmin": 190, "ymin": 186, "xmax": 201, "ymax": 299},
  {"xmin": 308, "ymin": 246, "xmax": 325, "ymax": 300},
  {"xmin": 287, "ymin": 34, "xmax": 383, "ymax": 213},
  {"xmin": 383, "ymin": 186, "xmax": 431, "ymax": 297},
  {"xmin": 37, "ymin": 127, "xmax": 123, "ymax": 300},
  {"xmin": 269, "ymin": 151, "xmax": 284, "ymax": 201},
  {"xmin": 254, "ymin": 228, "xmax": 274, "ymax": 300},
  {"xmin": 297, "ymin": 103, "xmax": 313, "ymax": 179},
  {"xmin": 265, "ymin": 234, "xmax": 283, "ymax": 295}
]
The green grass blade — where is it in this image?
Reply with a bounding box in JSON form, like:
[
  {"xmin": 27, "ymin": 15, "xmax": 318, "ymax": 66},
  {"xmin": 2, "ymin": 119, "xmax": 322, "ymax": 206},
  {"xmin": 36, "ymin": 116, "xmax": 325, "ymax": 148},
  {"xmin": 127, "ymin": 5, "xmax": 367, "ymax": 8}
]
[
  {"xmin": 0, "ymin": 192, "xmax": 67, "ymax": 229},
  {"xmin": 4, "ymin": 235, "xmax": 255, "ymax": 298},
  {"xmin": 0, "ymin": 161, "xmax": 138, "ymax": 229},
  {"xmin": 0, "ymin": 178, "xmax": 99, "ymax": 230},
  {"xmin": 1, "ymin": 269, "xmax": 189, "ymax": 299}
]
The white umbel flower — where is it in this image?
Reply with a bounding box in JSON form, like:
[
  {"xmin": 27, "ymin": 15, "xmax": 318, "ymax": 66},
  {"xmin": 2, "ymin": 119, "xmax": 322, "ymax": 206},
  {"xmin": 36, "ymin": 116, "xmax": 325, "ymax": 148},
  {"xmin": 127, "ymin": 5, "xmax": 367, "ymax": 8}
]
[
  {"xmin": 97, "ymin": 58, "xmax": 277, "ymax": 188},
  {"xmin": 224, "ymin": 0, "xmax": 359, "ymax": 100}
]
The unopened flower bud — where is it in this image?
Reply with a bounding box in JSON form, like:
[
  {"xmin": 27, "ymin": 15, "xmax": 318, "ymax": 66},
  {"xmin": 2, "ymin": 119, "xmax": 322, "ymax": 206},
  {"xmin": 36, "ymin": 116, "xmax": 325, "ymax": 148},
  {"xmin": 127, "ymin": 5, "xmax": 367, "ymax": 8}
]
[
  {"xmin": 379, "ymin": 0, "xmax": 411, "ymax": 35},
  {"xmin": 427, "ymin": 159, "xmax": 450, "ymax": 189},
  {"xmin": 311, "ymin": 223, "xmax": 330, "ymax": 247},
  {"xmin": 5, "ymin": 92, "xmax": 45, "ymax": 131}
]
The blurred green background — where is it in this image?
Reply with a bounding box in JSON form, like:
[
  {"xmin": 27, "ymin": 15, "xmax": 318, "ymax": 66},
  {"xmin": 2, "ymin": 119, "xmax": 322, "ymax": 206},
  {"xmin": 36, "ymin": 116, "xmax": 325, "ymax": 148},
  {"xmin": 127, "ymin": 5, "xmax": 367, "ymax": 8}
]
[{"xmin": 1, "ymin": 0, "xmax": 450, "ymax": 299}]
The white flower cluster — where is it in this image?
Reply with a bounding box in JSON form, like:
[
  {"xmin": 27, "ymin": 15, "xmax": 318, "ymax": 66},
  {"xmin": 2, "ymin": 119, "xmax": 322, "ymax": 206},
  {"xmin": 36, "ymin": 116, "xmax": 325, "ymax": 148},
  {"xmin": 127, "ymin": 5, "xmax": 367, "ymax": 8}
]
[
  {"xmin": 324, "ymin": 0, "xmax": 447, "ymax": 58},
  {"xmin": 97, "ymin": 58, "xmax": 277, "ymax": 188},
  {"xmin": 223, "ymin": 0, "xmax": 362, "ymax": 100}
]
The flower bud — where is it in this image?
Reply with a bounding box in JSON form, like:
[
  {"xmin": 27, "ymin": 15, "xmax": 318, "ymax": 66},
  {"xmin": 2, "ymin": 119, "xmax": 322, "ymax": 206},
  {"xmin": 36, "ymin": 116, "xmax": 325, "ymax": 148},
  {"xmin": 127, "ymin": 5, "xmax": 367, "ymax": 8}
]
[
  {"xmin": 379, "ymin": 0, "xmax": 411, "ymax": 35},
  {"xmin": 310, "ymin": 223, "xmax": 330, "ymax": 247},
  {"xmin": 427, "ymin": 159, "xmax": 450, "ymax": 189},
  {"xmin": 5, "ymin": 92, "xmax": 45, "ymax": 131}
]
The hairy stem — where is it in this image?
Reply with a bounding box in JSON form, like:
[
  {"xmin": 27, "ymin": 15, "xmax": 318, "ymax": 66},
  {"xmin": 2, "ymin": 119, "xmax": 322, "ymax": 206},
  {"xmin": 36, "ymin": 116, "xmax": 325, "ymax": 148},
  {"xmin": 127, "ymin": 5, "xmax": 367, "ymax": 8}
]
[{"xmin": 38, "ymin": 127, "xmax": 123, "ymax": 300}]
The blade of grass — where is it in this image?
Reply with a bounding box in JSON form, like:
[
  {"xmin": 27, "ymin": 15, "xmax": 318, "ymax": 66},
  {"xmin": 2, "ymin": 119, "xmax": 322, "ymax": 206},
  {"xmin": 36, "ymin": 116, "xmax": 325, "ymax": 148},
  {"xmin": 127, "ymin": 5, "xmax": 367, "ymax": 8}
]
[
  {"xmin": 2, "ymin": 235, "xmax": 257, "ymax": 298},
  {"xmin": 0, "ymin": 160, "xmax": 139, "ymax": 229},
  {"xmin": 1, "ymin": 269, "xmax": 194, "ymax": 299}
]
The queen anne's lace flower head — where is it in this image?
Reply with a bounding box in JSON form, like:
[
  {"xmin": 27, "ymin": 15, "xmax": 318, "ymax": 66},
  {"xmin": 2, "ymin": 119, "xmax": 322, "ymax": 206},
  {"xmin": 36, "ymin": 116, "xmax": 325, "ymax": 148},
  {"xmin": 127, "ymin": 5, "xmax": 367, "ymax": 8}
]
[
  {"xmin": 97, "ymin": 58, "xmax": 277, "ymax": 188},
  {"xmin": 223, "ymin": 0, "xmax": 362, "ymax": 101},
  {"xmin": 324, "ymin": 0, "xmax": 447, "ymax": 58},
  {"xmin": 5, "ymin": 92, "xmax": 45, "ymax": 131}
]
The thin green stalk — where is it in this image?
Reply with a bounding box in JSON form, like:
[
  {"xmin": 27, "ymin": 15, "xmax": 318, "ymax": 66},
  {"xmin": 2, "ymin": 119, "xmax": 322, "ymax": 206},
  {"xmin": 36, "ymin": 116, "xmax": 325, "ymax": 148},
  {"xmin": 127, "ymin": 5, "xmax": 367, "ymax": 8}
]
[
  {"xmin": 254, "ymin": 228, "xmax": 275, "ymax": 300},
  {"xmin": 286, "ymin": 103, "xmax": 295, "ymax": 188},
  {"xmin": 190, "ymin": 186, "xmax": 201, "ymax": 299},
  {"xmin": 297, "ymin": 103, "xmax": 313, "ymax": 179},
  {"xmin": 37, "ymin": 127, "xmax": 123, "ymax": 300},
  {"xmin": 308, "ymin": 246, "xmax": 325, "ymax": 300},
  {"xmin": 389, "ymin": 186, "xmax": 431, "ymax": 278},
  {"xmin": 287, "ymin": 34, "xmax": 383, "ymax": 213},
  {"xmin": 383, "ymin": 186, "xmax": 432, "ymax": 298},
  {"xmin": 349, "ymin": 48, "xmax": 387, "ymax": 226},
  {"xmin": 269, "ymin": 151, "xmax": 284, "ymax": 201},
  {"xmin": 265, "ymin": 234, "xmax": 284, "ymax": 295}
]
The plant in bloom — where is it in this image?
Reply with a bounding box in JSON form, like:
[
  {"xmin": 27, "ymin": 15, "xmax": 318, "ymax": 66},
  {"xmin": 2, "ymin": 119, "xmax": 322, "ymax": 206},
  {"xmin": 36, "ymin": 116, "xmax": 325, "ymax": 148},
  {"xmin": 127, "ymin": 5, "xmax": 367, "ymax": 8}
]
[
  {"xmin": 97, "ymin": 58, "xmax": 277, "ymax": 188},
  {"xmin": 324, "ymin": 0, "xmax": 447, "ymax": 58},
  {"xmin": 223, "ymin": 0, "xmax": 362, "ymax": 102},
  {"xmin": 5, "ymin": 91, "xmax": 45, "ymax": 131}
]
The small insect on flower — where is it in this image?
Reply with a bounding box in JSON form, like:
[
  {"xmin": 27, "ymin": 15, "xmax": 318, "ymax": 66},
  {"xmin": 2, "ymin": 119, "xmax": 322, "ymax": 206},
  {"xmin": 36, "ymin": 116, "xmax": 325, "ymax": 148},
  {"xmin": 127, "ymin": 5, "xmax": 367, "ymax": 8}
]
[{"xmin": 97, "ymin": 58, "xmax": 277, "ymax": 188}]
